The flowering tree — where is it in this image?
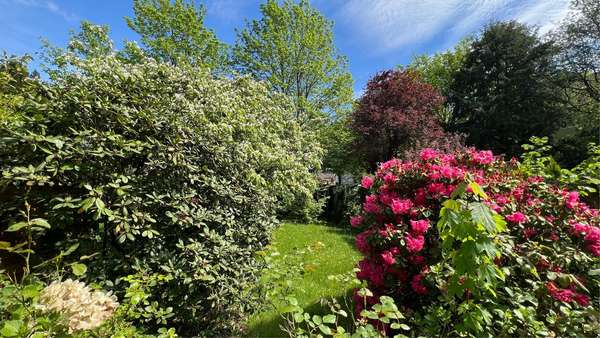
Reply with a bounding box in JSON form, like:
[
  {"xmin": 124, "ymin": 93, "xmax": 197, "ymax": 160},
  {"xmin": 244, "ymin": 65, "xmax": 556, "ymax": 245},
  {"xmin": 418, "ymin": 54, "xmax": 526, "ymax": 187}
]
[
  {"xmin": 350, "ymin": 148, "xmax": 599, "ymax": 336},
  {"xmin": 350, "ymin": 70, "xmax": 455, "ymax": 170}
]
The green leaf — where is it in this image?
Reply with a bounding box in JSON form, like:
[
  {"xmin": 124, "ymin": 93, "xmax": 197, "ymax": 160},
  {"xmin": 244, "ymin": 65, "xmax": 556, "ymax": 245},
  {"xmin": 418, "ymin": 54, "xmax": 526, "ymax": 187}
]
[
  {"xmin": 323, "ymin": 314, "xmax": 336, "ymax": 324},
  {"xmin": 0, "ymin": 241, "xmax": 12, "ymax": 250},
  {"xmin": 0, "ymin": 320, "xmax": 23, "ymax": 337},
  {"xmin": 318, "ymin": 324, "xmax": 332, "ymax": 335},
  {"xmin": 5, "ymin": 222, "xmax": 28, "ymax": 232},
  {"xmin": 22, "ymin": 284, "xmax": 40, "ymax": 299},
  {"xmin": 589, "ymin": 268, "xmax": 600, "ymax": 276},
  {"xmin": 469, "ymin": 202, "xmax": 497, "ymax": 233},
  {"xmin": 71, "ymin": 263, "xmax": 87, "ymax": 276},
  {"xmin": 30, "ymin": 218, "xmax": 50, "ymax": 229},
  {"xmin": 468, "ymin": 181, "xmax": 489, "ymax": 200},
  {"xmin": 62, "ymin": 243, "xmax": 79, "ymax": 256}
]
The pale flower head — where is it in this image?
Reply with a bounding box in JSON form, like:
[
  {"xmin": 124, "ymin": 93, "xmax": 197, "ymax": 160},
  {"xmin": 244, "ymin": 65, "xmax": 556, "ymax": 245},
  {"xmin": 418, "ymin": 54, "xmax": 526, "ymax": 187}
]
[{"xmin": 39, "ymin": 279, "xmax": 118, "ymax": 333}]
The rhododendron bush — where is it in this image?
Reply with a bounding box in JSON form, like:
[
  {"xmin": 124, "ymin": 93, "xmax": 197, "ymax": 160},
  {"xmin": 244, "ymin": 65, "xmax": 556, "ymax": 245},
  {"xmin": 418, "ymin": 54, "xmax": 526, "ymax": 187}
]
[{"xmin": 351, "ymin": 148, "xmax": 600, "ymax": 336}]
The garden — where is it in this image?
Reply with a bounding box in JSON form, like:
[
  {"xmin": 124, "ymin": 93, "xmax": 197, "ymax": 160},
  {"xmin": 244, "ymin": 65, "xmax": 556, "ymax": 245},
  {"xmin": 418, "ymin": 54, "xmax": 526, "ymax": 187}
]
[{"xmin": 0, "ymin": 0, "xmax": 599, "ymax": 337}]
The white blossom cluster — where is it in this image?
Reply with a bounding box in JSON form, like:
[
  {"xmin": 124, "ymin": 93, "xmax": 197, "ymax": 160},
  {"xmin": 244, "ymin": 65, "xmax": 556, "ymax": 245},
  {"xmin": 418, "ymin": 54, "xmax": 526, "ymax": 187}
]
[{"xmin": 39, "ymin": 279, "xmax": 119, "ymax": 333}]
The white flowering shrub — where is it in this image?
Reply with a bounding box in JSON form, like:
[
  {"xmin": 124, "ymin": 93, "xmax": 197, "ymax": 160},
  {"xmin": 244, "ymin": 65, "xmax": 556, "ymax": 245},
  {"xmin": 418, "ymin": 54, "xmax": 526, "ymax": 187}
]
[{"xmin": 0, "ymin": 56, "xmax": 321, "ymax": 335}]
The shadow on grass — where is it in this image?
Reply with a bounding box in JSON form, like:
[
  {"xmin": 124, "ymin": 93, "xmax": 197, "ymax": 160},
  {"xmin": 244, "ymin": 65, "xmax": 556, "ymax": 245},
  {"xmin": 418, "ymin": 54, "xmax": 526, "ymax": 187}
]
[
  {"xmin": 246, "ymin": 289, "xmax": 356, "ymax": 338},
  {"xmin": 321, "ymin": 224, "xmax": 357, "ymax": 246}
]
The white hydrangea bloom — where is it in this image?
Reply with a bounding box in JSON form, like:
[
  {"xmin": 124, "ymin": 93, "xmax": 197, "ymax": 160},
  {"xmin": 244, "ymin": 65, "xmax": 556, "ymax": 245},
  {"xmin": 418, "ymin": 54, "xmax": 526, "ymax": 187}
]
[{"xmin": 39, "ymin": 279, "xmax": 118, "ymax": 333}]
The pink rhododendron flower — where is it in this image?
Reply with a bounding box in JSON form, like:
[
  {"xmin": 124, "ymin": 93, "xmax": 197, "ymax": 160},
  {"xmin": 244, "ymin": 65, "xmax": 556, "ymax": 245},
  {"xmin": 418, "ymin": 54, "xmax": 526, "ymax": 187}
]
[
  {"xmin": 523, "ymin": 228, "xmax": 537, "ymax": 240},
  {"xmin": 361, "ymin": 176, "xmax": 374, "ymax": 189},
  {"xmin": 414, "ymin": 188, "xmax": 427, "ymax": 205},
  {"xmin": 381, "ymin": 251, "xmax": 395, "ymax": 266},
  {"xmin": 350, "ymin": 215, "xmax": 363, "ymax": 228},
  {"xmin": 391, "ymin": 198, "xmax": 412, "ymax": 215},
  {"xmin": 409, "ymin": 255, "xmax": 426, "ymax": 265},
  {"xmin": 495, "ymin": 195, "xmax": 509, "ymax": 205},
  {"xmin": 420, "ymin": 148, "xmax": 437, "ymax": 161},
  {"xmin": 584, "ymin": 226, "xmax": 600, "ymax": 242},
  {"xmin": 411, "ymin": 274, "xmax": 427, "ymax": 295},
  {"xmin": 565, "ymin": 191, "xmax": 579, "ymax": 209},
  {"xmin": 571, "ymin": 222, "xmax": 589, "ymax": 235},
  {"xmin": 586, "ymin": 242, "xmax": 600, "ymax": 257},
  {"xmin": 472, "ymin": 150, "xmax": 494, "ymax": 164},
  {"xmin": 405, "ymin": 234, "xmax": 425, "ymax": 253},
  {"xmin": 356, "ymin": 231, "xmax": 371, "ymax": 254},
  {"xmin": 506, "ymin": 212, "xmax": 527, "ymax": 223},
  {"xmin": 410, "ymin": 219, "xmax": 430, "ymax": 235},
  {"xmin": 574, "ymin": 293, "xmax": 590, "ymax": 307},
  {"xmin": 383, "ymin": 172, "xmax": 396, "ymax": 184}
]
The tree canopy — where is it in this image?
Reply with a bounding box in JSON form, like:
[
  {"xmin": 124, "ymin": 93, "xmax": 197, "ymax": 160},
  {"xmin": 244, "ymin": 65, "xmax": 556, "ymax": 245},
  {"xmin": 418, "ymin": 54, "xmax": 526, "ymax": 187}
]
[
  {"xmin": 126, "ymin": 0, "xmax": 228, "ymax": 70},
  {"xmin": 232, "ymin": 0, "xmax": 353, "ymax": 126},
  {"xmin": 449, "ymin": 21, "xmax": 564, "ymax": 156}
]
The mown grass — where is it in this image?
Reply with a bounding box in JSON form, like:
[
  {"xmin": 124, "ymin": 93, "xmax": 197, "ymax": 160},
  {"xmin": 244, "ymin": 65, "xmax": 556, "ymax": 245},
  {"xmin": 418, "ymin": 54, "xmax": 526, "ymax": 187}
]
[{"xmin": 246, "ymin": 222, "xmax": 361, "ymax": 338}]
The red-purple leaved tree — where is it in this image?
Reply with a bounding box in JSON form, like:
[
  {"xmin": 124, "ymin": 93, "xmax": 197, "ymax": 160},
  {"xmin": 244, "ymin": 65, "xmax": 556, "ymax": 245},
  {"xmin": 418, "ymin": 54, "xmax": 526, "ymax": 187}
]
[{"xmin": 351, "ymin": 69, "xmax": 458, "ymax": 170}]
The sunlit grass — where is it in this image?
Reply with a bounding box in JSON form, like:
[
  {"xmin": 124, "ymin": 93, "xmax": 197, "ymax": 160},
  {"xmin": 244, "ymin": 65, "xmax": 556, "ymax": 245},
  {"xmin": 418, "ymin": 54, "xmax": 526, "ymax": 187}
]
[{"xmin": 246, "ymin": 222, "xmax": 361, "ymax": 338}]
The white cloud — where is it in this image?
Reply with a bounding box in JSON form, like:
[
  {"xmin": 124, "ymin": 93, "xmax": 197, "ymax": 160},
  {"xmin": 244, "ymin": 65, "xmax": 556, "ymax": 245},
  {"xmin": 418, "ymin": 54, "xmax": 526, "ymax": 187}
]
[
  {"xmin": 10, "ymin": 0, "xmax": 78, "ymax": 22},
  {"xmin": 203, "ymin": 0, "xmax": 256, "ymax": 23},
  {"xmin": 328, "ymin": 0, "xmax": 571, "ymax": 54}
]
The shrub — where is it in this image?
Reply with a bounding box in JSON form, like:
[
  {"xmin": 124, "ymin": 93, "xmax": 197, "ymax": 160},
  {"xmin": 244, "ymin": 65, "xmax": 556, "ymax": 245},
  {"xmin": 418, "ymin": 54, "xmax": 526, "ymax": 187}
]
[
  {"xmin": 350, "ymin": 69, "xmax": 462, "ymax": 170},
  {"xmin": 0, "ymin": 55, "xmax": 321, "ymax": 335},
  {"xmin": 350, "ymin": 148, "xmax": 599, "ymax": 336}
]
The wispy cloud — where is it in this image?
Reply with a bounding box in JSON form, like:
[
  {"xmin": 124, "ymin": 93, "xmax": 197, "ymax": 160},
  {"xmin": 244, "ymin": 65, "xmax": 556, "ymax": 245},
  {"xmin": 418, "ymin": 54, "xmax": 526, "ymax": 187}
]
[
  {"xmin": 10, "ymin": 0, "xmax": 79, "ymax": 22},
  {"xmin": 328, "ymin": 0, "xmax": 571, "ymax": 54},
  {"xmin": 203, "ymin": 0, "xmax": 256, "ymax": 23}
]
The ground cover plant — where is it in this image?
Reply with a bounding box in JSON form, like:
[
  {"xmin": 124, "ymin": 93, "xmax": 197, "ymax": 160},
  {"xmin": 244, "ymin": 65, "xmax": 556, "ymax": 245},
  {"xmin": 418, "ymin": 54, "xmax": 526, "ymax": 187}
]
[{"xmin": 350, "ymin": 148, "xmax": 600, "ymax": 337}]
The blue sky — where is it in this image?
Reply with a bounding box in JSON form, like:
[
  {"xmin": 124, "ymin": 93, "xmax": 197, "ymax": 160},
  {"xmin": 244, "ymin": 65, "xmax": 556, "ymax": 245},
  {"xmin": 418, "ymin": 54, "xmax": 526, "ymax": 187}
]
[{"xmin": 0, "ymin": 0, "xmax": 571, "ymax": 94}]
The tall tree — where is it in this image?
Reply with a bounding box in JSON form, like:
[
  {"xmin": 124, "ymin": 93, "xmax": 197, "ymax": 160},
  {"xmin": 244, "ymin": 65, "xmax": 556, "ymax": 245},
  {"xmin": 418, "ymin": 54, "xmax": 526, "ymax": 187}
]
[
  {"xmin": 550, "ymin": 0, "xmax": 600, "ymax": 166},
  {"xmin": 126, "ymin": 0, "xmax": 227, "ymax": 70},
  {"xmin": 351, "ymin": 70, "xmax": 451, "ymax": 170},
  {"xmin": 555, "ymin": 0, "xmax": 600, "ymax": 103},
  {"xmin": 232, "ymin": 0, "xmax": 353, "ymax": 126},
  {"xmin": 449, "ymin": 21, "xmax": 564, "ymax": 156}
]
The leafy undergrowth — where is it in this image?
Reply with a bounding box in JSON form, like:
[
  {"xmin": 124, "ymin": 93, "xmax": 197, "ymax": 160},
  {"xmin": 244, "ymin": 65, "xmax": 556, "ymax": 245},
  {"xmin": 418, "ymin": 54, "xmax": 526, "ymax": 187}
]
[{"xmin": 246, "ymin": 222, "xmax": 361, "ymax": 338}]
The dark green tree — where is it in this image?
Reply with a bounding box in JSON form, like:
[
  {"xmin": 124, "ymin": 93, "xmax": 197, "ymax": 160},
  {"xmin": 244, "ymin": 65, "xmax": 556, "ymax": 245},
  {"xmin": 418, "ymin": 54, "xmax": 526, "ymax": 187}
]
[
  {"xmin": 549, "ymin": 0, "xmax": 600, "ymax": 166},
  {"xmin": 126, "ymin": 0, "xmax": 228, "ymax": 70},
  {"xmin": 232, "ymin": 0, "xmax": 353, "ymax": 126},
  {"xmin": 449, "ymin": 21, "xmax": 564, "ymax": 156}
]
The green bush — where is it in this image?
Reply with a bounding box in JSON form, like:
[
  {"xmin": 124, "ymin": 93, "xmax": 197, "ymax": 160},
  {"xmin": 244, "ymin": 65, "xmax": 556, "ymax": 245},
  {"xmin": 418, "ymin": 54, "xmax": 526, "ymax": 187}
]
[{"xmin": 0, "ymin": 55, "xmax": 321, "ymax": 335}]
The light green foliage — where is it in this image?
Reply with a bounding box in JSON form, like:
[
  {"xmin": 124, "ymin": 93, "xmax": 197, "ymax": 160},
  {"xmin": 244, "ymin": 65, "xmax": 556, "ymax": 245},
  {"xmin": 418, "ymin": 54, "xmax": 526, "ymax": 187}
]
[
  {"xmin": 280, "ymin": 290, "xmax": 409, "ymax": 338},
  {"xmin": 126, "ymin": 0, "xmax": 228, "ymax": 71},
  {"xmin": 407, "ymin": 38, "xmax": 471, "ymax": 125},
  {"xmin": 521, "ymin": 136, "xmax": 600, "ymax": 198},
  {"xmin": 437, "ymin": 180, "xmax": 507, "ymax": 335},
  {"xmin": 248, "ymin": 223, "xmax": 361, "ymax": 337},
  {"xmin": 0, "ymin": 54, "xmax": 40, "ymax": 126},
  {"xmin": 232, "ymin": 0, "xmax": 354, "ymax": 126},
  {"xmin": 408, "ymin": 37, "xmax": 472, "ymax": 96},
  {"xmin": 320, "ymin": 114, "xmax": 365, "ymax": 176},
  {"xmin": 0, "ymin": 55, "xmax": 320, "ymax": 335},
  {"xmin": 68, "ymin": 21, "xmax": 114, "ymax": 59}
]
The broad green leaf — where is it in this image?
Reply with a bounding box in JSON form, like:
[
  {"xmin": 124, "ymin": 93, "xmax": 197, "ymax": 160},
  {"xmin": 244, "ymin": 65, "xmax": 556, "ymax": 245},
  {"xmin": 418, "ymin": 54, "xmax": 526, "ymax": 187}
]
[
  {"xmin": 5, "ymin": 222, "xmax": 28, "ymax": 232},
  {"xmin": 469, "ymin": 202, "xmax": 496, "ymax": 233},
  {"xmin": 468, "ymin": 181, "xmax": 489, "ymax": 200},
  {"xmin": 30, "ymin": 218, "xmax": 50, "ymax": 229},
  {"xmin": 0, "ymin": 320, "xmax": 23, "ymax": 337},
  {"xmin": 322, "ymin": 314, "xmax": 336, "ymax": 324},
  {"xmin": 71, "ymin": 263, "xmax": 87, "ymax": 276}
]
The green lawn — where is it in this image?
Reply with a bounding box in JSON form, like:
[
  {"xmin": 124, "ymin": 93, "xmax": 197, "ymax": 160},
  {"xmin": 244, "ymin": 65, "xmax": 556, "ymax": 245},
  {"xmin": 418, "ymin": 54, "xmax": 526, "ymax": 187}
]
[{"xmin": 246, "ymin": 222, "xmax": 361, "ymax": 338}]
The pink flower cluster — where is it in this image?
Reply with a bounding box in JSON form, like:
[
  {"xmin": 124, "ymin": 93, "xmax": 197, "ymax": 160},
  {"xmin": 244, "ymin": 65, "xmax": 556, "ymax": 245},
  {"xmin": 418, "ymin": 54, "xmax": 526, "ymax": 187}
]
[{"xmin": 352, "ymin": 148, "xmax": 599, "ymax": 318}]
